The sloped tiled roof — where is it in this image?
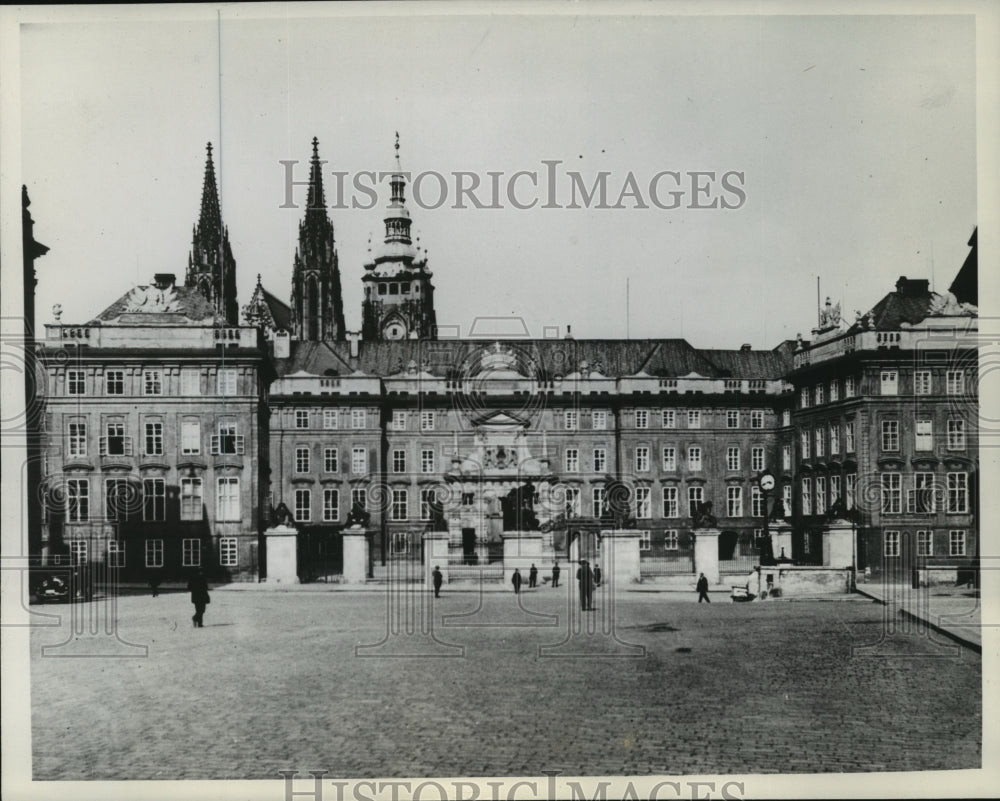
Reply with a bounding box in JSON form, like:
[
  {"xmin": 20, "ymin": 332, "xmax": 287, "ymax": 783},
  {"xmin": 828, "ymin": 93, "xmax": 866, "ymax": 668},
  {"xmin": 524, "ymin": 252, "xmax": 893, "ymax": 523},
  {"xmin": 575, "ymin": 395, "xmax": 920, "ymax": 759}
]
[{"xmin": 260, "ymin": 287, "xmax": 292, "ymax": 330}]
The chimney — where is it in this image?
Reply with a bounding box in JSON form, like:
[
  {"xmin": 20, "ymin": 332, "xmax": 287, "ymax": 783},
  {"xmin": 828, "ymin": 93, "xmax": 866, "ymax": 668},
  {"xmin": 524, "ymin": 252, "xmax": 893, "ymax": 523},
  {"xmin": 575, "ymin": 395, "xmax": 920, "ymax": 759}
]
[
  {"xmin": 564, "ymin": 324, "xmax": 573, "ymax": 340},
  {"xmin": 894, "ymin": 276, "xmax": 930, "ymax": 297},
  {"xmin": 740, "ymin": 343, "xmax": 752, "ymax": 352},
  {"xmin": 153, "ymin": 273, "xmax": 176, "ymax": 289}
]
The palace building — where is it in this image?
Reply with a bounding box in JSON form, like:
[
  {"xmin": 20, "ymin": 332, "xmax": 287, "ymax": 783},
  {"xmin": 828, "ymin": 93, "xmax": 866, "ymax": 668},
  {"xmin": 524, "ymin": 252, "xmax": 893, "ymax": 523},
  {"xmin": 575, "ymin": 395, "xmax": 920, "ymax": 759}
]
[{"xmin": 32, "ymin": 141, "xmax": 980, "ymax": 584}]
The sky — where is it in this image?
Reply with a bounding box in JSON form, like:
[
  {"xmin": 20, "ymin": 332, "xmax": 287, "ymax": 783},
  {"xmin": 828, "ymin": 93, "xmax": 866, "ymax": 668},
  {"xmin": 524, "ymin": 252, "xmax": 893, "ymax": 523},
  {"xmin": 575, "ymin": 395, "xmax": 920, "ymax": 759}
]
[{"xmin": 17, "ymin": 7, "xmax": 978, "ymax": 350}]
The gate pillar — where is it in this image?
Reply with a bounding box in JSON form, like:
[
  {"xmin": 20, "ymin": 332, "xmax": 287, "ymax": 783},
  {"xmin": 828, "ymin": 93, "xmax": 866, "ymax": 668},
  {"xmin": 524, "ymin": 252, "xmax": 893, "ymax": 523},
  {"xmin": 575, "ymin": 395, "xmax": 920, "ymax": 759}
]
[
  {"xmin": 692, "ymin": 527, "xmax": 721, "ymax": 586},
  {"xmin": 423, "ymin": 532, "xmax": 450, "ymax": 586},
  {"xmin": 265, "ymin": 524, "xmax": 299, "ymax": 584},
  {"xmin": 599, "ymin": 529, "xmax": 641, "ymax": 587},
  {"xmin": 342, "ymin": 526, "xmax": 369, "ymax": 584}
]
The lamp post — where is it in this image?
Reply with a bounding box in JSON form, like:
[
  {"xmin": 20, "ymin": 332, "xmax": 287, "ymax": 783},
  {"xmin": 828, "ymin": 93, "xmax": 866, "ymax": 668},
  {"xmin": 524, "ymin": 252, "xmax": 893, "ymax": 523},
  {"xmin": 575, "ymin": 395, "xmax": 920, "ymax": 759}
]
[{"xmin": 758, "ymin": 472, "xmax": 776, "ymax": 566}]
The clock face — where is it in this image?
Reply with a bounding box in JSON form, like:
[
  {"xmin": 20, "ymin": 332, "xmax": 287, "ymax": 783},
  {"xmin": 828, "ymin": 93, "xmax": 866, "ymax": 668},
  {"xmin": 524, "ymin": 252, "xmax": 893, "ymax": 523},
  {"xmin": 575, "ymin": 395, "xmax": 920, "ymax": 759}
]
[
  {"xmin": 384, "ymin": 322, "xmax": 406, "ymax": 340},
  {"xmin": 759, "ymin": 473, "xmax": 775, "ymax": 491}
]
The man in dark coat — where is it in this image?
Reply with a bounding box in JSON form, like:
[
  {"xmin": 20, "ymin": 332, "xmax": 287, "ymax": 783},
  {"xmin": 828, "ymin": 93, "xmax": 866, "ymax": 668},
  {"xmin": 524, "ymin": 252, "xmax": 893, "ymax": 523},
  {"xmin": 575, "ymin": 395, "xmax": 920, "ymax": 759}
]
[
  {"xmin": 696, "ymin": 572, "xmax": 711, "ymax": 603},
  {"xmin": 432, "ymin": 566, "xmax": 444, "ymax": 598},
  {"xmin": 551, "ymin": 562, "xmax": 560, "ymax": 587},
  {"xmin": 576, "ymin": 560, "xmax": 594, "ymax": 611},
  {"xmin": 187, "ymin": 569, "xmax": 211, "ymax": 627},
  {"xmin": 529, "ymin": 563, "xmax": 538, "ymax": 589},
  {"xmin": 511, "ymin": 568, "xmax": 523, "ymax": 594}
]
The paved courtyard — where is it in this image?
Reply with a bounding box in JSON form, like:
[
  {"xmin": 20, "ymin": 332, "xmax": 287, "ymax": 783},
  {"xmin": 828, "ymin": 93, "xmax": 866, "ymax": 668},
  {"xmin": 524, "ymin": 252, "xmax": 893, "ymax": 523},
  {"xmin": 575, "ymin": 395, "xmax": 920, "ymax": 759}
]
[{"xmin": 30, "ymin": 586, "xmax": 981, "ymax": 780}]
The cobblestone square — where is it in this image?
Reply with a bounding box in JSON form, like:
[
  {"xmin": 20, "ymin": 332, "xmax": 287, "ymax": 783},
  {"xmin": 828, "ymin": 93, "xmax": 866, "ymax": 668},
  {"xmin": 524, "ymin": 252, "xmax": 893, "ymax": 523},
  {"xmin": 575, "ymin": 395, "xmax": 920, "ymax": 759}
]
[{"xmin": 29, "ymin": 587, "xmax": 981, "ymax": 780}]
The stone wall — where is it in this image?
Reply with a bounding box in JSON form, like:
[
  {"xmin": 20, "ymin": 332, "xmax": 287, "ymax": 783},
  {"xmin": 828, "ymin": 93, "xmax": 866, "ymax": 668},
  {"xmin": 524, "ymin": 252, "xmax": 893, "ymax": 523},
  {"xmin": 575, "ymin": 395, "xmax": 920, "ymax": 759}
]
[{"xmin": 754, "ymin": 565, "xmax": 852, "ymax": 597}]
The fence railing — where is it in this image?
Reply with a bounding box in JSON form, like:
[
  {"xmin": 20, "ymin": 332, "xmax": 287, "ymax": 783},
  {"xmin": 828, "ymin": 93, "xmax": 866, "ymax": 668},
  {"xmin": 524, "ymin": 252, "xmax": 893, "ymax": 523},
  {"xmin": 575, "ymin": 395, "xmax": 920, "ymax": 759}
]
[{"xmin": 639, "ymin": 552, "xmax": 695, "ymax": 576}]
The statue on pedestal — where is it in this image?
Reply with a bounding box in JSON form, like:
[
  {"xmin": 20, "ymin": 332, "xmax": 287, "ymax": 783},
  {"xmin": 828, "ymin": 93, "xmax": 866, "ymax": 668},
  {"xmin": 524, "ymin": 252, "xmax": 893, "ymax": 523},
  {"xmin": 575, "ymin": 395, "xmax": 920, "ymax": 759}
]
[
  {"xmin": 345, "ymin": 501, "xmax": 371, "ymax": 529},
  {"xmin": 691, "ymin": 501, "xmax": 717, "ymax": 529}
]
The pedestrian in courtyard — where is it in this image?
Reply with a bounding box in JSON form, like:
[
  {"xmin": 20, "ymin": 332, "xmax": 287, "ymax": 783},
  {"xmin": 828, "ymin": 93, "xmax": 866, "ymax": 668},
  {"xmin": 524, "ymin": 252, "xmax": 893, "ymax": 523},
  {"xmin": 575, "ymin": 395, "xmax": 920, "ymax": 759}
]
[
  {"xmin": 551, "ymin": 562, "xmax": 560, "ymax": 587},
  {"xmin": 593, "ymin": 563, "xmax": 602, "ymax": 586},
  {"xmin": 577, "ymin": 560, "xmax": 594, "ymax": 611},
  {"xmin": 512, "ymin": 568, "xmax": 523, "ymax": 594},
  {"xmin": 529, "ymin": 563, "xmax": 538, "ymax": 588},
  {"xmin": 187, "ymin": 569, "xmax": 211, "ymax": 627},
  {"xmin": 696, "ymin": 572, "xmax": 711, "ymax": 603},
  {"xmin": 432, "ymin": 565, "xmax": 443, "ymax": 598}
]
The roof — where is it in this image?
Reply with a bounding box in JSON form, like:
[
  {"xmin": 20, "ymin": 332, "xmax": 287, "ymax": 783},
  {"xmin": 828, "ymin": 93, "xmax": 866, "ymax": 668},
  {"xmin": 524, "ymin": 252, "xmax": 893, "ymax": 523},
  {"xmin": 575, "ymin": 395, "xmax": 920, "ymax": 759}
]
[
  {"xmin": 90, "ymin": 282, "xmax": 219, "ymax": 324},
  {"xmin": 260, "ymin": 287, "xmax": 292, "ymax": 330},
  {"xmin": 949, "ymin": 227, "xmax": 977, "ymax": 306}
]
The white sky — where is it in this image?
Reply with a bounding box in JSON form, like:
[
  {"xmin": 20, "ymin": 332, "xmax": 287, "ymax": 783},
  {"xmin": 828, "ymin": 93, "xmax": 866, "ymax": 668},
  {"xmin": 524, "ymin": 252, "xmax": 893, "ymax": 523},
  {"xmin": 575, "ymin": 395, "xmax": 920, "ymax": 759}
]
[{"xmin": 19, "ymin": 8, "xmax": 977, "ymax": 349}]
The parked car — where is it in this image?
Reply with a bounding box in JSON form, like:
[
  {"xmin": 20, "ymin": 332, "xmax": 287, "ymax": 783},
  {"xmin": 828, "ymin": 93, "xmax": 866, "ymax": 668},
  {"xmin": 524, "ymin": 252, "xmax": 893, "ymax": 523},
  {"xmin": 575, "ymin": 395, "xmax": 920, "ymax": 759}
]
[{"xmin": 31, "ymin": 568, "xmax": 93, "ymax": 604}]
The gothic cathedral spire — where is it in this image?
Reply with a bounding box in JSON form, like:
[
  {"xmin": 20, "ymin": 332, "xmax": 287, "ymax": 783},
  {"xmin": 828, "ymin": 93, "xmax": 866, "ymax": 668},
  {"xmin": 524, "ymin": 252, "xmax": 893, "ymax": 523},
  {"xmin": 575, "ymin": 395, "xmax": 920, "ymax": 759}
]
[
  {"xmin": 290, "ymin": 137, "xmax": 346, "ymax": 341},
  {"xmin": 186, "ymin": 142, "xmax": 239, "ymax": 324}
]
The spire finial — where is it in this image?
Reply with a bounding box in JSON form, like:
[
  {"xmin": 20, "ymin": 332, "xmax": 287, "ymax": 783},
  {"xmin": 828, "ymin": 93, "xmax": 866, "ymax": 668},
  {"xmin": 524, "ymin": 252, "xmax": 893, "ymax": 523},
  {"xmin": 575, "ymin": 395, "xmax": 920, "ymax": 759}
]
[
  {"xmin": 395, "ymin": 131, "xmax": 400, "ymax": 152},
  {"xmin": 312, "ymin": 136, "xmax": 319, "ymax": 158},
  {"xmin": 206, "ymin": 141, "xmax": 213, "ymax": 157}
]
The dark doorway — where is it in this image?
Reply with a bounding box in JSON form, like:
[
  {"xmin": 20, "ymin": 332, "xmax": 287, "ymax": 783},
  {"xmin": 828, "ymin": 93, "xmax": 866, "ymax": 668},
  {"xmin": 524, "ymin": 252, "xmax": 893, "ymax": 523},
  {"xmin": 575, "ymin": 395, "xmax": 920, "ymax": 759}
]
[{"xmin": 462, "ymin": 528, "xmax": 478, "ymax": 564}]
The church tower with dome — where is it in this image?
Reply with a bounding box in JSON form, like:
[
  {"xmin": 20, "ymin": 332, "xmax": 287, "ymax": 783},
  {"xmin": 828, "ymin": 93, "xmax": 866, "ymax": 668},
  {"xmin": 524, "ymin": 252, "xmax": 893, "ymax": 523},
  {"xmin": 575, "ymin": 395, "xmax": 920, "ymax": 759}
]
[{"xmin": 360, "ymin": 134, "xmax": 437, "ymax": 341}]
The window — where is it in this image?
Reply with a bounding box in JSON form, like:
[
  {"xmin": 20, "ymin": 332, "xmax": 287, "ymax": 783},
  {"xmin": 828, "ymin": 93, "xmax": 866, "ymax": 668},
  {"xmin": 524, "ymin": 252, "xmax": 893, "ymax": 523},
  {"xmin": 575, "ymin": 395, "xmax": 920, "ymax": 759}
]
[
  {"xmin": 104, "ymin": 478, "xmax": 133, "ymax": 522},
  {"xmin": 914, "ymin": 370, "xmax": 931, "ymax": 395},
  {"xmin": 635, "ymin": 447, "xmax": 649, "ymax": 472},
  {"xmin": 216, "ymin": 422, "xmax": 242, "ymax": 455},
  {"xmin": 386, "ymin": 410, "xmax": 404, "ymax": 431},
  {"xmin": 392, "ymin": 449, "xmax": 406, "ymax": 473},
  {"xmin": 182, "ymin": 538, "xmax": 202, "ymax": 567},
  {"xmin": 907, "ymin": 473, "xmax": 936, "ymax": 514},
  {"xmin": 592, "ymin": 410, "xmax": 608, "ymax": 430},
  {"xmin": 295, "ymin": 410, "xmax": 309, "ymax": 429},
  {"xmin": 949, "ymin": 530, "xmax": 967, "ymax": 557},
  {"xmin": 179, "ymin": 419, "xmax": 200, "ymax": 455},
  {"xmin": 881, "ymin": 473, "xmax": 902, "ymax": 514},
  {"xmin": 881, "ymin": 420, "xmax": 899, "ymax": 452},
  {"xmin": 687, "ymin": 410, "xmax": 701, "ymax": 429},
  {"xmin": 323, "ymin": 409, "xmax": 340, "ymax": 429},
  {"xmin": 915, "ymin": 419, "xmax": 933, "ymax": 451},
  {"xmin": 217, "ymin": 368, "xmax": 237, "ymax": 396},
  {"xmin": 294, "ymin": 488, "xmax": 311, "ymax": 522},
  {"xmin": 726, "ymin": 447, "xmax": 740, "ymax": 471},
  {"xmin": 802, "ymin": 478, "xmax": 812, "ymax": 516},
  {"xmin": 687, "ymin": 486, "xmax": 704, "ymax": 517},
  {"xmin": 725, "ymin": 379, "xmax": 742, "ymax": 394},
  {"xmin": 143, "ymin": 478, "xmax": 166, "ymax": 521},
  {"xmin": 751, "ymin": 485, "xmax": 765, "ymax": 517},
  {"xmin": 814, "ymin": 427, "xmax": 825, "ymax": 457},
  {"xmin": 947, "ymin": 419, "xmax": 966, "ymax": 450},
  {"xmin": 830, "ymin": 425, "xmax": 840, "ymax": 455},
  {"xmin": 565, "ymin": 448, "xmax": 580, "ymax": 473},
  {"xmin": 143, "ymin": 369, "xmax": 163, "ymax": 396},
  {"xmin": 727, "ymin": 410, "xmax": 739, "ymax": 429},
  {"xmin": 917, "ymin": 530, "xmax": 933, "ymax": 557},
  {"xmin": 216, "ymin": 477, "xmax": 240, "ymax": 521},
  {"xmin": 592, "ymin": 487, "xmax": 606, "ymax": 518},
  {"xmin": 880, "ymin": 370, "xmax": 898, "ymax": 396},
  {"xmin": 687, "ymin": 446, "xmax": 702, "ymax": 471},
  {"xmin": 68, "ymin": 421, "xmax": 87, "ymax": 458},
  {"xmin": 419, "ymin": 411, "xmax": 434, "ymax": 431},
  {"xmin": 144, "ymin": 421, "xmax": 163, "ymax": 456},
  {"xmin": 800, "ymin": 430, "xmax": 810, "ymax": 460},
  {"xmin": 830, "ymin": 475, "xmax": 841, "ymax": 508},
  {"xmin": 352, "ymin": 488, "xmax": 367, "ymax": 512},
  {"xmin": 105, "ymin": 370, "xmax": 125, "ymax": 395},
  {"xmin": 662, "ymin": 447, "xmax": 676, "ymax": 471},
  {"xmin": 635, "ymin": 410, "xmax": 649, "ymax": 429},
  {"xmin": 391, "ymin": 489, "xmax": 408, "ymax": 521},
  {"xmin": 661, "ymin": 410, "xmax": 675, "ymax": 429},
  {"xmin": 180, "ymin": 477, "xmax": 203, "ymax": 521},
  {"xmin": 662, "ymin": 486, "xmax": 678, "ymax": 518},
  {"xmin": 829, "ymin": 381, "xmax": 839, "ymax": 403},
  {"xmin": 781, "ymin": 409, "xmax": 791, "ymax": 427},
  {"xmin": 635, "ymin": 487, "xmax": 651, "ymax": 519},
  {"xmin": 390, "ymin": 532, "xmax": 409, "ymax": 555},
  {"xmin": 884, "ymin": 531, "xmax": 900, "ymax": 558},
  {"xmin": 107, "ymin": 540, "xmax": 126, "ymax": 568},
  {"xmin": 815, "ymin": 477, "xmax": 826, "ymax": 516},
  {"xmin": 296, "ymin": 446, "xmax": 311, "ymax": 474},
  {"xmin": 67, "ymin": 369, "xmax": 86, "ymax": 395},
  {"xmin": 565, "ymin": 487, "xmax": 581, "ymax": 517},
  {"xmin": 324, "ymin": 447, "xmax": 339, "ymax": 473},
  {"xmin": 461, "ymin": 492, "xmax": 475, "ymax": 507},
  {"xmin": 750, "ymin": 410, "xmax": 763, "ymax": 429},
  {"xmin": 845, "ymin": 474, "xmax": 856, "ymax": 510},
  {"xmin": 946, "ymin": 370, "xmax": 964, "ymax": 396},
  {"xmin": 947, "ymin": 473, "xmax": 968, "ymax": 514},
  {"xmin": 180, "ymin": 368, "xmax": 200, "ymax": 395},
  {"xmin": 593, "ymin": 447, "xmax": 607, "ymax": 472},
  {"xmin": 351, "ymin": 447, "xmax": 367, "ymax": 475},
  {"xmin": 323, "ymin": 489, "xmax": 340, "ymax": 522},
  {"xmin": 639, "ymin": 531, "xmax": 651, "ymax": 551},
  {"xmin": 783, "ymin": 484, "xmax": 792, "ymax": 517},
  {"xmin": 782, "ymin": 444, "xmax": 791, "ymax": 471},
  {"xmin": 801, "ymin": 387, "xmax": 811, "ymax": 409},
  {"xmin": 727, "ymin": 486, "xmax": 743, "ymax": 517},
  {"xmin": 845, "ymin": 421, "xmax": 855, "ymax": 453},
  {"xmin": 845, "ymin": 376, "xmax": 856, "ymax": 398},
  {"xmin": 145, "ymin": 539, "xmax": 164, "ymax": 568},
  {"xmin": 814, "ymin": 384, "xmax": 824, "ymax": 405},
  {"xmin": 103, "ymin": 422, "xmax": 130, "ymax": 456},
  {"xmin": 220, "ymin": 538, "xmax": 238, "ymax": 567},
  {"xmin": 664, "ymin": 530, "xmax": 679, "ymax": 550},
  {"xmin": 421, "ymin": 449, "xmax": 435, "ymax": 474},
  {"xmin": 564, "ymin": 410, "xmax": 578, "ymax": 431}
]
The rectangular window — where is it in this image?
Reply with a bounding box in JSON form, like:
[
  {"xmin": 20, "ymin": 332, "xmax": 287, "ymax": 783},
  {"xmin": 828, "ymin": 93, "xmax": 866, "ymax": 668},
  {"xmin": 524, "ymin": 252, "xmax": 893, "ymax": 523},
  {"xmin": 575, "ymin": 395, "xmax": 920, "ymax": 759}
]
[
  {"xmin": 814, "ymin": 427, "xmax": 825, "ymax": 457},
  {"xmin": 182, "ymin": 538, "xmax": 201, "ymax": 567},
  {"xmin": 635, "ymin": 487, "xmax": 651, "ymax": 519},
  {"xmin": 144, "ymin": 421, "xmax": 163, "ymax": 456},
  {"xmin": 419, "ymin": 411, "xmax": 434, "ymax": 431},
  {"xmin": 181, "ymin": 419, "xmax": 200, "ymax": 455},
  {"xmin": 143, "ymin": 369, "xmax": 163, "ymax": 396},
  {"xmin": 782, "ymin": 444, "xmax": 791, "ymax": 471},
  {"xmin": 751, "ymin": 485, "xmax": 765, "ymax": 517},
  {"xmin": 107, "ymin": 540, "xmax": 126, "ymax": 568},
  {"xmin": 67, "ymin": 369, "xmax": 86, "ymax": 395},
  {"xmin": 845, "ymin": 473, "xmax": 856, "ymax": 510},
  {"xmin": 830, "ymin": 475, "xmax": 842, "ymax": 508},
  {"xmin": 565, "ymin": 448, "xmax": 580, "ymax": 473},
  {"xmin": 783, "ymin": 484, "xmax": 792, "ymax": 517},
  {"xmin": 662, "ymin": 447, "xmax": 676, "ymax": 471},
  {"xmin": 219, "ymin": 537, "xmax": 238, "ymax": 567},
  {"xmin": 180, "ymin": 477, "xmax": 203, "ymax": 521},
  {"xmin": 781, "ymin": 409, "xmax": 791, "ymax": 427},
  {"xmin": 815, "ymin": 477, "xmax": 827, "ymax": 516},
  {"xmin": 800, "ymin": 387, "xmax": 810, "ymax": 409},
  {"xmin": 662, "ymin": 486, "xmax": 678, "ymax": 518},
  {"xmin": 914, "ymin": 370, "xmax": 932, "ymax": 395},
  {"xmin": 180, "ymin": 368, "xmax": 200, "ymax": 396},
  {"xmin": 949, "ymin": 530, "xmax": 967, "ymax": 557},
  {"xmin": 295, "ymin": 410, "xmax": 309, "ymax": 429},
  {"xmin": 687, "ymin": 410, "xmax": 701, "ymax": 429},
  {"xmin": 324, "ymin": 447, "xmax": 339, "ymax": 473},
  {"xmin": 915, "ymin": 419, "xmax": 933, "ymax": 451},
  {"xmin": 593, "ymin": 447, "xmax": 607, "ymax": 472},
  {"xmin": 845, "ymin": 376, "xmax": 856, "ymax": 398},
  {"xmin": 845, "ymin": 421, "xmax": 855, "ymax": 453},
  {"xmin": 323, "ymin": 409, "xmax": 339, "ymax": 429},
  {"xmin": 947, "ymin": 419, "xmax": 966, "ymax": 450},
  {"xmin": 635, "ymin": 410, "xmax": 649, "ymax": 429},
  {"xmin": 592, "ymin": 487, "xmax": 606, "ymax": 518},
  {"xmin": 829, "ymin": 381, "xmax": 839, "ymax": 402},
  {"xmin": 884, "ymin": 531, "xmax": 900, "ymax": 558},
  {"xmin": 216, "ymin": 422, "xmax": 242, "ymax": 455},
  {"xmin": 688, "ymin": 446, "xmax": 702, "ymax": 471},
  {"xmin": 387, "ymin": 410, "xmax": 404, "ymax": 431},
  {"xmin": 661, "ymin": 409, "xmax": 675, "ymax": 429},
  {"xmin": 830, "ymin": 425, "xmax": 840, "ymax": 455},
  {"xmin": 104, "ymin": 478, "xmax": 132, "ymax": 522},
  {"xmin": 881, "ymin": 420, "xmax": 899, "ymax": 452},
  {"xmin": 323, "ymin": 489, "xmax": 340, "ymax": 522},
  {"xmin": 216, "ymin": 477, "xmax": 240, "ymax": 521},
  {"xmin": 635, "ymin": 446, "xmax": 649, "ymax": 472},
  {"xmin": 912, "ymin": 474, "xmax": 939, "ymax": 515},
  {"xmin": 390, "ymin": 532, "xmax": 409, "ymax": 555},
  {"xmin": 102, "ymin": 422, "xmax": 129, "ymax": 456},
  {"xmin": 352, "ymin": 488, "xmax": 367, "ymax": 512},
  {"xmin": 881, "ymin": 473, "xmax": 902, "ymax": 515},
  {"xmin": 105, "ymin": 369, "xmax": 125, "ymax": 395},
  {"xmin": 143, "ymin": 478, "xmax": 166, "ymax": 522},
  {"xmin": 296, "ymin": 446, "xmax": 311, "ymax": 474},
  {"xmin": 145, "ymin": 539, "xmax": 164, "ymax": 568},
  {"xmin": 726, "ymin": 446, "xmax": 740, "ymax": 472},
  {"xmin": 68, "ymin": 421, "xmax": 87, "ymax": 458},
  {"xmin": 800, "ymin": 430, "xmax": 810, "ymax": 460},
  {"xmin": 565, "ymin": 487, "xmax": 581, "ymax": 517},
  {"xmin": 420, "ymin": 489, "xmax": 436, "ymax": 521},
  {"xmin": 947, "ymin": 472, "xmax": 968, "ymax": 514},
  {"xmin": 294, "ymin": 488, "xmax": 311, "ymax": 522},
  {"xmin": 392, "ymin": 449, "xmax": 406, "ymax": 473},
  {"xmin": 917, "ymin": 530, "xmax": 933, "ymax": 557},
  {"xmin": 727, "ymin": 486, "xmax": 743, "ymax": 517},
  {"xmin": 946, "ymin": 370, "xmax": 964, "ymax": 396},
  {"xmin": 592, "ymin": 410, "xmax": 608, "ymax": 430},
  {"xmin": 750, "ymin": 410, "xmax": 763, "ymax": 429},
  {"xmin": 664, "ymin": 529, "xmax": 679, "ymax": 550},
  {"xmin": 814, "ymin": 384, "xmax": 824, "ymax": 405},
  {"xmin": 351, "ymin": 447, "xmax": 367, "ymax": 475},
  {"xmin": 687, "ymin": 486, "xmax": 704, "ymax": 517},
  {"xmin": 880, "ymin": 370, "xmax": 898, "ymax": 396},
  {"xmin": 216, "ymin": 368, "xmax": 237, "ymax": 396},
  {"xmin": 726, "ymin": 410, "xmax": 739, "ymax": 429},
  {"xmin": 639, "ymin": 531, "xmax": 651, "ymax": 551},
  {"xmin": 391, "ymin": 489, "xmax": 408, "ymax": 521},
  {"xmin": 802, "ymin": 478, "xmax": 812, "ymax": 516},
  {"xmin": 421, "ymin": 449, "xmax": 435, "ymax": 474},
  {"xmin": 564, "ymin": 410, "xmax": 578, "ymax": 431}
]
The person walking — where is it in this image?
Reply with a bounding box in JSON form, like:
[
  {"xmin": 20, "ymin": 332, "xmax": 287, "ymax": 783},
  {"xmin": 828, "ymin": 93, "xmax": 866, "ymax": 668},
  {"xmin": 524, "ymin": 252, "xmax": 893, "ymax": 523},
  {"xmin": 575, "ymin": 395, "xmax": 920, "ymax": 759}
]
[
  {"xmin": 593, "ymin": 563, "xmax": 602, "ymax": 587},
  {"xmin": 576, "ymin": 559, "xmax": 594, "ymax": 611},
  {"xmin": 187, "ymin": 569, "xmax": 211, "ymax": 627},
  {"xmin": 696, "ymin": 572, "xmax": 711, "ymax": 603},
  {"xmin": 529, "ymin": 563, "xmax": 538, "ymax": 589},
  {"xmin": 551, "ymin": 562, "xmax": 560, "ymax": 588},
  {"xmin": 512, "ymin": 568, "xmax": 523, "ymax": 594},
  {"xmin": 432, "ymin": 565, "xmax": 443, "ymax": 598}
]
